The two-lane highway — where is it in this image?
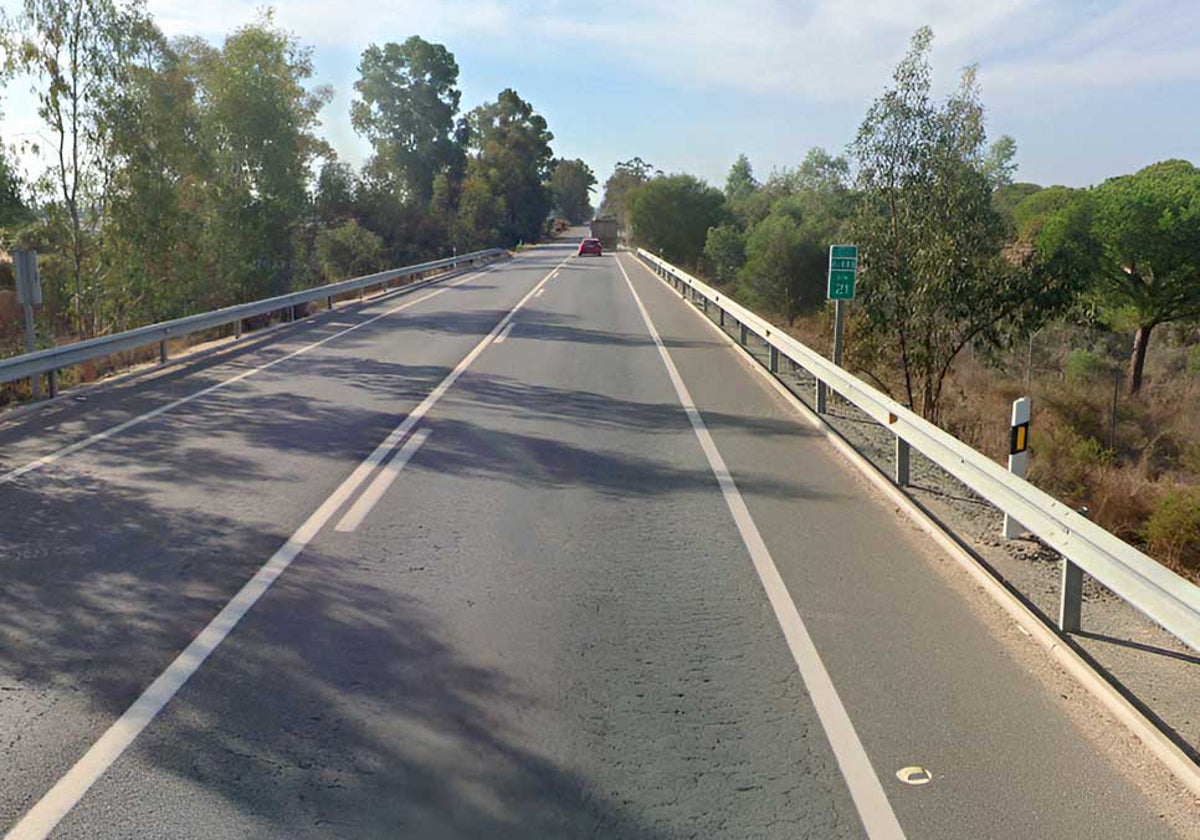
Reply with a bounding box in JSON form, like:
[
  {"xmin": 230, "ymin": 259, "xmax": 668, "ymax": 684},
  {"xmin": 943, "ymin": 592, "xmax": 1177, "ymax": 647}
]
[{"xmin": 0, "ymin": 234, "xmax": 1188, "ymax": 837}]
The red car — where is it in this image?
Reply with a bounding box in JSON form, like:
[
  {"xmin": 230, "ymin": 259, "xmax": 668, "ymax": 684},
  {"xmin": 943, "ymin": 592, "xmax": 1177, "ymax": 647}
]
[{"xmin": 578, "ymin": 238, "xmax": 603, "ymax": 256}]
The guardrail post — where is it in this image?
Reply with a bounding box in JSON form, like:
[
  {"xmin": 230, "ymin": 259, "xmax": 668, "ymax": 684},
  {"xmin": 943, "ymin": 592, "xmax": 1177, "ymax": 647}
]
[
  {"xmin": 895, "ymin": 437, "xmax": 910, "ymax": 487},
  {"xmin": 235, "ymin": 319, "xmax": 242, "ymax": 340},
  {"xmin": 739, "ymin": 323, "xmax": 749, "ymax": 345},
  {"xmin": 1060, "ymin": 559, "xmax": 1083, "ymax": 632},
  {"xmin": 48, "ymin": 369, "xmax": 58, "ymax": 398},
  {"xmin": 769, "ymin": 345, "xmax": 779, "ymax": 372},
  {"xmin": 816, "ymin": 380, "xmax": 826, "ymax": 414},
  {"xmin": 719, "ymin": 308, "xmax": 725, "ymax": 327},
  {"xmin": 159, "ymin": 340, "xmax": 168, "ymax": 364},
  {"xmin": 327, "ymin": 295, "xmax": 334, "ymax": 310}
]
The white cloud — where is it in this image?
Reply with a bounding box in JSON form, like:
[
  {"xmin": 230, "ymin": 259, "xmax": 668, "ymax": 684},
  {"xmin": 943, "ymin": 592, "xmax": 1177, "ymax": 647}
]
[{"xmin": 137, "ymin": 0, "xmax": 1200, "ymax": 103}]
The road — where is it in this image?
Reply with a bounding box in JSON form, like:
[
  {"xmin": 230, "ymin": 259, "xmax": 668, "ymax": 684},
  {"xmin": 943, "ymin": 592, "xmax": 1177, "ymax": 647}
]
[{"xmin": 0, "ymin": 232, "xmax": 1186, "ymax": 838}]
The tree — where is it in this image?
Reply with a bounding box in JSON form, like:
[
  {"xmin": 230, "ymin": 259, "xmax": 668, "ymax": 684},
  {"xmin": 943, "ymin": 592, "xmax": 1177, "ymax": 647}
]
[
  {"xmin": 740, "ymin": 213, "xmax": 812, "ymax": 321},
  {"xmin": 463, "ymin": 88, "xmax": 554, "ymax": 245},
  {"xmin": 599, "ymin": 157, "xmax": 656, "ymax": 228},
  {"xmin": 627, "ymin": 174, "xmax": 726, "ymax": 267},
  {"xmin": 99, "ymin": 28, "xmax": 209, "ymax": 324},
  {"xmin": 314, "ymin": 161, "xmax": 359, "ymax": 224},
  {"xmin": 195, "ymin": 13, "xmax": 332, "ymax": 302},
  {"xmin": 703, "ymin": 224, "xmax": 745, "ymax": 283},
  {"xmin": 993, "ymin": 181, "xmax": 1042, "ymax": 230},
  {"xmin": 1086, "ymin": 160, "xmax": 1200, "ymax": 394},
  {"xmin": 548, "ymin": 158, "xmax": 596, "ymax": 223},
  {"xmin": 14, "ymin": 0, "xmax": 152, "ymax": 334},
  {"xmin": 315, "ymin": 219, "xmax": 383, "ymax": 280},
  {"xmin": 850, "ymin": 27, "xmax": 1062, "ymax": 420},
  {"xmin": 0, "ymin": 142, "xmax": 31, "ymax": 228},
  {"xmin": 452, "ymin": 164, "xmax": 502, "ymax": 250},
  {"xmin": 351, "ymin": 37, "xmax": 463, "ymax": 204},
  {"xmin": 792, "ymin": 147, "xmax": 851, "ymax": 194},
  {"xmin": 982, "ymin": 135, "xmax": 1018, "ymax": 189},
  {"xmin": 1012, "ymin": 185, "xmax": 1085, "ymax": 240},
  {"xmin": 725, "ymin": 153, "xmax": 757, "ymax": 204}
]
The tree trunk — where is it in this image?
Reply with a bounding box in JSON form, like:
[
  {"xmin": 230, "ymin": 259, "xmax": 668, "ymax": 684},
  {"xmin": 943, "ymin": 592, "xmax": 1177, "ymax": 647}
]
[{"xmin": 1128, "ymin": 322, "xmax": 1154, "ymax": 395}]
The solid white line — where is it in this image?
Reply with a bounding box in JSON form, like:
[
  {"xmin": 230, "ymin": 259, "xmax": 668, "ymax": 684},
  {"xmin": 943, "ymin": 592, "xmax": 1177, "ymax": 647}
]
[
  {"xmin": 0, "ymin": 268, "xmax": 491, "ymax": 488},
  {"xmin": 626, "ymin": 260, "xmax": 1200, "ymax": 803},
  {"xmin": 2, "ymin": 255, "xmax": 571, "ymax": 840},
  {"xmin": 493, "ymin": 321, "xmax": 516, "ymax": 344},
  {"xmin": 335, "ymin": 428, "xmax": 431, "ymax": 533},
  {"xmin": 615, "ymin": 258, "xmax": 906, "ymax": 840}
]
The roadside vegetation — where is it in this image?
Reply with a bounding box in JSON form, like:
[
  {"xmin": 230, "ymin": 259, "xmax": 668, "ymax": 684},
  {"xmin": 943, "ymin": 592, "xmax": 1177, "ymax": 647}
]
[
  {"xmin": 601, "ymin": 28, "xmax": 1200, "ymax": 578},
  {"xmin": 0, "ymin": 3, "xmax": 597, "ymax": 396}
]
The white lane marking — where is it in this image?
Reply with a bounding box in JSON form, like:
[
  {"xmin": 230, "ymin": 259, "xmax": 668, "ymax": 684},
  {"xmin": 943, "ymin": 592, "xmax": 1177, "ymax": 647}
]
[
  {"xmin": 3, "ymin": 256, "xmax": 572, "ymax": 840},
  {"xmin": 335, "ymin": 428, "xmax": 432, "ymax": 533},
  {"xmin": 493, "ymin": 321, "xmax": 516, "ymax": 344},
  {"xmin": 616, "ymin": 257, "xmax": 906, "ymax": 840},
  {"xmin": 0, "ymin": 268, "xmax": 491, "ymax": 488},
  {"xmin": 534, "ymin": 288, "xmax": 545, "ymax": 298},
  {"xmin": 551, "ymin": 270, "xmax": 559, "ymax": 278}
]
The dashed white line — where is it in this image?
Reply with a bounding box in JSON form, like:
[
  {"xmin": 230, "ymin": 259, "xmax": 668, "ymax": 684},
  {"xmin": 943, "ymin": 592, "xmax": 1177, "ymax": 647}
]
[
  {"xmin": 493, "ymin": 321, "xmax": 516, "ymax": 344},
  {"xmin": 534, "ymin": 288, "xmax": 545, "ymax": 298},
  {"xmin": 2, "ymin": 254, "xmax": 572, "ymax": 840},
  {"xmin": 335, "ymin": 428, "xmax": 431, "ymax": 533},
  {"xmin": 616, "ymin": 256, "xmax": 907, "ymax": 840}
]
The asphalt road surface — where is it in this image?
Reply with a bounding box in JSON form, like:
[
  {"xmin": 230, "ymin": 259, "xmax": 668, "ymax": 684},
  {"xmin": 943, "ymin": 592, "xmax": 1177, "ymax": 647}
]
[{"xmin": 0, "ymin": 233, "xmax": 1186, "ymax": 838}]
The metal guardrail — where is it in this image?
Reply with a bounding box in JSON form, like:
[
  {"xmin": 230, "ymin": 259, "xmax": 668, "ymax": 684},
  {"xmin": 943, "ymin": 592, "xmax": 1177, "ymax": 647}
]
[
  {"xmin": 637, "ymin": 248, "xmax": 1200, "ymax": 655},
  {"xmin": 0, "ymin": 249, "xmax": 505, "ymax": 394}
]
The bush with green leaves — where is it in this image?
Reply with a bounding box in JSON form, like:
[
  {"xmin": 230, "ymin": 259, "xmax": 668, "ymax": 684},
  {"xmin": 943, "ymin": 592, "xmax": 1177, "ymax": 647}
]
[
  {"xmin": 315, "ymin": 220, "xmax": 385, "ymax": 281},
  {"xmin": 1143, "ymin": 487, "xmax": 1200, "ymax": 574}
]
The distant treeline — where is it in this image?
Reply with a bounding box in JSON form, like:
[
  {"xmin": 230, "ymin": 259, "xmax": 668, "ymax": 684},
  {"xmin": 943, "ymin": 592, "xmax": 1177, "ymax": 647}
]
[
  {"xmin": 0, "ymin": 3, "xmax": 597, "ymax": 351},
  {"xmin": 598, "ymin": 27, "xmax": 1200, "ymax": 419}
]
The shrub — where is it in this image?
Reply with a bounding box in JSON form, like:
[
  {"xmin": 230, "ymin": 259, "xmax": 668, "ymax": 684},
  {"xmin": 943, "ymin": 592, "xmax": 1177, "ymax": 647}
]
[
  {"xmin": 1187, "ymin": 345, "xmax": 1200, "ymax": 375},
  {"xmin": 1143, "ymin": 487, "xmax": 1200, "ymax": 576},
  {"xmin": 1064, "ymin": 348, "xmax": 1110, "ymax": 382},
  {"xmin": 315, "ymin": 220, "xmax": 385, "ymax": 281},
  {"xmin": 1028, "ymin": 422, "xmax": 1111, "ymax": 501},
  {"xmin": 703, "ymin": 224, "xmax": 745, "ymax": 284}
]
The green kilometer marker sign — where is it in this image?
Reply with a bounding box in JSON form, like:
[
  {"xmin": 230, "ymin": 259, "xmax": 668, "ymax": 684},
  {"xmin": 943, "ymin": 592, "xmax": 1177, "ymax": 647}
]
[{"xmin": 827, "ymin": 244, "xmax": 858, "ymax": 300}]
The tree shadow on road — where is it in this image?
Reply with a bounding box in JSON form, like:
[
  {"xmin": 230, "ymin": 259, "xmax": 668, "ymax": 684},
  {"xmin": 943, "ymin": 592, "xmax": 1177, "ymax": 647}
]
[{"xmin": 0, "ymin": 472, "xmax": 673, "ymax": 838}]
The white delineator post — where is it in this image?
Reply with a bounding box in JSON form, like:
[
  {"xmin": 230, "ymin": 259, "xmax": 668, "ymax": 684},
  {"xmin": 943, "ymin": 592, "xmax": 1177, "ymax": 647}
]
[{"xmin": 1004, "ymin": 397, "xmax": 1031, "ymax": 538}]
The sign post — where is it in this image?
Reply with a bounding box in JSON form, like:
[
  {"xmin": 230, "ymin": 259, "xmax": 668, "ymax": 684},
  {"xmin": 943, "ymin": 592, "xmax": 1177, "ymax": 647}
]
[
  {"xmin": 13, "ymin": 250, "xmax": 43, "ymax": 399},
  {"xmin": 818, "ymin": 245, "xmax": 858, "ymax": 413},
  {"xmin": 1003, "ymin": 396, "xmax": 1031, "ymax": 538}
]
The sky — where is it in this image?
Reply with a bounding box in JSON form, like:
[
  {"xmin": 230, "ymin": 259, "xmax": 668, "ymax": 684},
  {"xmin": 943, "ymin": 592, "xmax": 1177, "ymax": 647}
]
[{"xmin": 2, "ymin": 0, "xmax": 1199, "ymax": 195}]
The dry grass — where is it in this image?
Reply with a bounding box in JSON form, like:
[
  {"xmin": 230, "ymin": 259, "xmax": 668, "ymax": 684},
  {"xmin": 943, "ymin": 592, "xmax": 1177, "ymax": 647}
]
[{"xmin": 780, "ymin": 308, "xmax": 1200, "ymax": 580}]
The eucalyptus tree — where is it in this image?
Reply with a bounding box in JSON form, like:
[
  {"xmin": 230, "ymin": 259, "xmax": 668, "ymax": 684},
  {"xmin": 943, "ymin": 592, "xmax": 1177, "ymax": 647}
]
[
  {"xmin": 13, "ymin": 0, "xmax": 152, "ymax": 333},
  {"xmin": 460, "ymin": 88, "xmax": 554, "ymax": 245},
  {"xmin": 194, "ymin": 13, "xmax": 332, "ymax": 301},
  {"xmin": 851, "ymin": 27, "xmax": 1062, "ymax": 420},
  {"xmin": 351, "ymin": 36, "xmax": 464, "ymax": 204},
  {"xmin": 548, "ymin": 158, "xmax": 596, "ymax": 224}
]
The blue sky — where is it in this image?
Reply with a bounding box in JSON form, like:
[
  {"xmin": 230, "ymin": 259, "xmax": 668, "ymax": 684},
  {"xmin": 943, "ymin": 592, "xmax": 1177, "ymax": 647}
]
[{"xmin": 3, "ymin": 0, "xmax": 1199, "ymax": 194}]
